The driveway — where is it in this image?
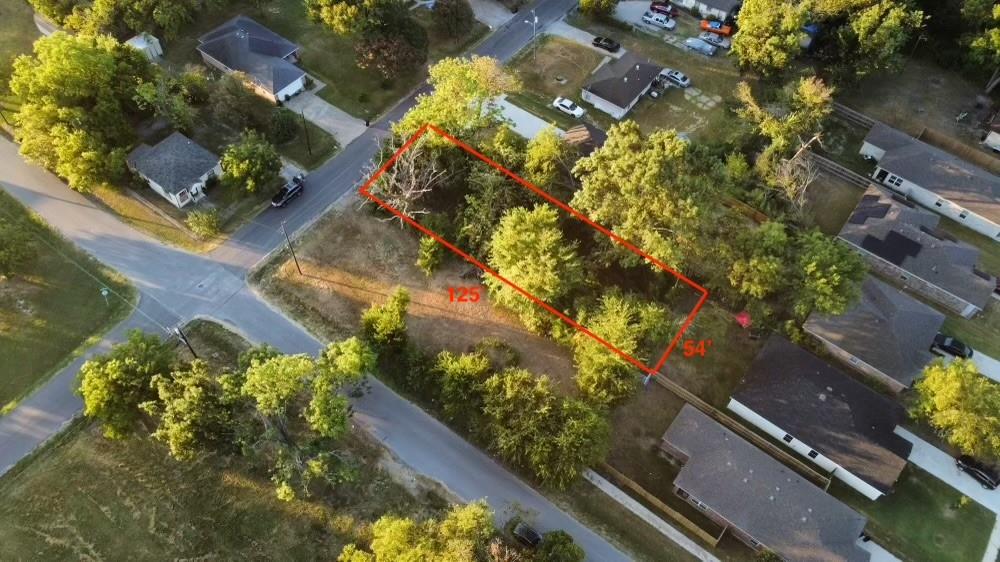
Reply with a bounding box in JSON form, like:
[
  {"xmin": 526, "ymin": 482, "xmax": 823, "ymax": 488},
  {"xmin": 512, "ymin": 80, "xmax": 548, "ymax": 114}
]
[
  {"xmin": 468, "ymin": 0, "xmax": 514, "ymax": 28},
  {"xmin": 972, "ymin": 350, "xmax": 1000, "ymax": 383},
  {"xmin": 894, "ymin": 427, "xmax": 1000, "ymax": 562},
  {"xmin": 546, "ymin": 20, "xmax": 625, "ymax": 59},
  {"xmin": 283, "ymin": 90, "xmax": 367, "ymax": 148},
  {"xmin": 494, "ymin": 96, "xmax": 564, "ymax": 139}
]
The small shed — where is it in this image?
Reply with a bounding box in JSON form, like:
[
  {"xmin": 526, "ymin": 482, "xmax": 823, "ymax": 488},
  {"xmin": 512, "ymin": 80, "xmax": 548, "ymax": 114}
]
[{"xmin": 125, "ymin": 33, "xmax": 164, "ymax": 60}]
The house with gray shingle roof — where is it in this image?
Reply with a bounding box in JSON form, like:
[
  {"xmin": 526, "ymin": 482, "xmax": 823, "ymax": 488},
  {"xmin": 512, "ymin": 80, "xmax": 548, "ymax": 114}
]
[
  {"xmin": 839, "ymin": 185, "xmax": 995, "ymax": 318},
  {"xmin": 728, "ymin": 336, "xmax": 912, "ymax": 501},
  {"xmin": 804, "ymin": 276, "xmax": 945, "ymax": 393},
  {"xmin": 197, "ymin": 15, "xmax": 306, "ymax": 103},
  {"xmin": 860, "ymin": 122, "xmax": 1000, "ymax": 241},
  {"xmin": 660, "ymin": 405, "xmax": 870, "ymax": 562},
  {"xmin": 581, "ymin": 53, "xmax": 662, "ymax": 120},
  {"xmin": 126, "ymin": 132, "xmax": 221, "ymax": 209}
]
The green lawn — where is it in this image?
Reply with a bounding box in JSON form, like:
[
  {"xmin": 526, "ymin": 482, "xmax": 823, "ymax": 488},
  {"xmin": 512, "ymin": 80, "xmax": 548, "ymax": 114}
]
[
  {"xmin": 411, "ymin": 7, "xmax": 489, "ymax": 62},
  {"xmin": 801, "ymin": 173, "xmax": 864, "ymax": 235},
  {"xmin": 0, "ymin": 0, "xmax": 38, "ymax": 91},
  {"xmin": 0, "ymin": 190, "xmax": 134, "ymax": 413},
  {"xmin": 937, "ymin": 216, "xmax": 1000, "ymax": 275},
  {"xmin": 831, "ymin": 465, "xmax": 995, "ymax": 562},
  {"xmin": 0, "ymin": 320, "xmax": 436, "ymax": 560},
  {"xmin": 943, "ymin": 300, "xmax": 1000, "ymax": 359}
]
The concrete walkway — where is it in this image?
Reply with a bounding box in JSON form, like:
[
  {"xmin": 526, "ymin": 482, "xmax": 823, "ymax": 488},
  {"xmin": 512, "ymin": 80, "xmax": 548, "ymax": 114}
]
[
  {"xmin": 895, "ymin": 426, "xmax": 1000, "ymax": 562},
  {"xmin": 972, "ymin": 350, "xmax": 1000, "ymax": 384},
  {"xmin": 468, "ymin": 0, "xmax": 514, "ymax": 28},
  {"xmin": 283, "ymin": 90, "xmax": 367, "ymax": 149},
  {"xmin": 494, "ymin": 96, "xmax": 564, "ymax": 139},
  {"xmin": 546, "ymin": 20, "xmax": 625, "ymax": 59}
]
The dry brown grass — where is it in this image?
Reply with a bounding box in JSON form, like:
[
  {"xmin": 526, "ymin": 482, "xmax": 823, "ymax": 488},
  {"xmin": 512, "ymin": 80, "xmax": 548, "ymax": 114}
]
[{"xmin": 259, "ymin": 201, "xmax": 578, "ymax": 392}]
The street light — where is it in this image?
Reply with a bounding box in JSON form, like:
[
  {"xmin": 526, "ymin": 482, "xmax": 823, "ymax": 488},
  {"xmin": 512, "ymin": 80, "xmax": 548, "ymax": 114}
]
[{"xmin": 524, "ymin": 10, "xmax": 538, "ymax": 62}]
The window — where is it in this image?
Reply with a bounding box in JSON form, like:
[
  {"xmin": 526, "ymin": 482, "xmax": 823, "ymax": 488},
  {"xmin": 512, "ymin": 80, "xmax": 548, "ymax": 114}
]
[
  {"xmin": 959, "ymin": 210, "xmax": 969, "ymax": 219},
  {"xmin": 783, "ymin": 434, "xmax": 794, "ymax": 443},
  {"xmin": 808, "ymin": 450, "xmax": 819, "ymax": 459},
  {"xmin": 934, "ymin": 199, "xmax": 944, "ymax": 207},
  {"xmin": 849, "ymin": 356, "xmax": 859, "ymax": 365},
  {"xmin": 886, "ymin": 174, "xmax": 903, "ymax": 187},
  {"xmin": 900, "ymin": 274, "xmax": 908, "ymax": 281},
  {"xmin": 749, "ymin": 538, "xmax": 761, "ymax": 547}
]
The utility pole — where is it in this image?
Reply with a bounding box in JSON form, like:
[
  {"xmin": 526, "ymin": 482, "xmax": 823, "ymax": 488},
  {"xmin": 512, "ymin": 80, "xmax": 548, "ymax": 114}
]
[
  {"xmin": 281, "ymin": 220, "xmax": 303, "ymax": 275},
  {"xmin": 174, "ymin": 326, "xmax": 197, "ymax": 358},
  {"xmin": 524, "ymin": 10, "xmax": 538, "ymax": 63},
  {"xmin": 299, "ymin": 110, "xmax": 312, "ymax": 156}
]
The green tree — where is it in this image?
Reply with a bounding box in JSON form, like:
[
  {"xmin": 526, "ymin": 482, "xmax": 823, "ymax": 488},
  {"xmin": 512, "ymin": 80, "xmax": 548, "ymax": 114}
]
[
  {"xmin": 457, "ymin": 163, "xmax": 535, "ymax": 256},
  {"xmin": 486, "ymin": 206, "xmax": 582, "ymax": 332},
  {"xmin": 0, "ymin": 214, "xmax": 35, "ymax": 276},
  {"xmin": 142, "ymin": 359, "xmax": 232, "ymax": 461},
  {"xmin": 269, "ymin": 108, "xmax": 300, "ymax": 144},
  {"xmin": 210, "ymin": 73, "xmax": 273, "ymax": 132},
  {"xmin": 344, "ymin": 501, "xmax": 496, "ymax": 560},
  {"xmin": 728, "ymin": 221, "xmax": 789, "ymax": 299},
  {"xmin": 134, "ymin": 73, "xmax": 196, "ymax": 132},
  {"xmin": 480, "ymin": 124, "xmax": 526, "ymax": 169},
  {"xmin": 523, "ymin": 126, "xmax": 567, "ymax": 191},
  {"xmin": 416, "ymin": 235, "xmax": 444, "ymax": 276},
  {"xmin": 432, "ymin": 0, "xmax": 475, "ymax": 38},
  {"xmin": 77, "ymin": 330, "xmax": 175, "ymax": 439},
  {"xmin": 395, "ymin": 56, "xmax": 521, "ymax": 140},
  {"xmin": 579, "ymin": 0, "xmax": 618, "ymax": 17},
  {"xmin": 185, "ymin": 208, "xmax": 221, "ymax": 240},
  {"xmin": 355, "ymin": 22, "xmax": 428, "ymax": 80},
  {"xmin": 361, "ymin": 286, "xmax": 411, "ymax": 349},
  {"xmin": 792, "ymin": 230, "xmax": 866, "ymax": 317},
  {"xmin": 11, "ymin": 33, "xmax": 153, "ymax": 191},
  {"xmin": 221, "ymin": 130, "xmax": 282, "ymax": 194},
  {"xmin": 537, "ymin": 530, "xmax": 585, "ymax": 562},
  {"xmin": 434, "ymin": 350, "xmax": 492, "ymax": 428},
  {"xmin": 841, "ymin": 1, "xmax": 924, "ymax": 79},
  {"xmin": 970, "ymin": 5, "xmax": 1000, "ymax": 92},
  {"xmin": 242, "ymin": 354, "xmax": 314, "ymax": 417},
  {"xmin": 914, "ymin": 359, "xmax": 1000, "ymax": 460},
  {"xmin": 307, "ymin": 337, "xmax": 375, "ymax": 439},
  {"xmin": 731, "ymin": 0, "xmax": 808, "ymax": 74}
]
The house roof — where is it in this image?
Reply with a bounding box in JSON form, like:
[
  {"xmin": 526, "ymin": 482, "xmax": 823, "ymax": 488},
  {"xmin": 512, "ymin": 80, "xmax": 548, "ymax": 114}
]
[
  {"xmin": 662, "ymin": 405, "xmax": 870, "ymax": 562},
  {"xmin": 563, "ymin": 123, "xmax": 607, "ymax": 155},
  {"xmin": 732, "ymin": 336, "xmax": 912, "ymax": 494},
  {"xmin": 839, "ymin": 186, "xmax": 995, "ymax": 309},
  {"xmin": 197, "ymin": 15, "xmax": 304, "ymax": 95},
  {"xmin": 126, "ymin": 132, "xmax": 219, "ymax": 195},
  {"xmin": 863, "ymin": 123, "xmax": 1000, "ymax": 224},
  {"xmin": 697, "ymin": 0, "xmax": 742, "ymax": 13},
  {"xmin": 583, "ymin": 53, "xmax": 662, "ymax": 110},
  {"xmin": 804, "ymin": 277, "xmax": 945, "ymax": 387}
]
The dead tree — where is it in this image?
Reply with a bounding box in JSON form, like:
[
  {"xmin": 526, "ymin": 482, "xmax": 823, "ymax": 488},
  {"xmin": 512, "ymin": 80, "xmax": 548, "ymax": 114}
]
[{"xmin": 362, "ymin": 136, "xmax": 447, "ymax": 226}]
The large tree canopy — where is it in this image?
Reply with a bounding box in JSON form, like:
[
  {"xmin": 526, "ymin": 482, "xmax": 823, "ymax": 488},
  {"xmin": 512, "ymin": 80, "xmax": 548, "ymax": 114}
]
[{"xmin": 914, "ymin": 359, "xmax": 1000, "ymax": 460}]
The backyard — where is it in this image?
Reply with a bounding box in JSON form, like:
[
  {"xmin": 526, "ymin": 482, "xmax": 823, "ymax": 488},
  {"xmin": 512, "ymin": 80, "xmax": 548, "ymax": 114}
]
[
  {"xmin": 943, "ymin": 300, "xmax": 1000, "ymax": 360},
  {"xmin": 0, "ymin": 320, "xmax": 441, "ymax": 560},
  {"xmin": 831, "ymin": 466, "xmax": 995, "ymax": 562},
  {"xmin": 800, "ymin": 173, "xmax": 864, "ymax": 235},
  {"xmin": 0, "ymin": 190, "xmax": 134, "ymax": 414}
]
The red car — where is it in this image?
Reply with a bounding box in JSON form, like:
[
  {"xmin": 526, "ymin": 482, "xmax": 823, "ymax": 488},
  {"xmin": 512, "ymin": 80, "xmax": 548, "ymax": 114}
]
[
  {"xmin": 650, "ymin": 1, "xmax": 679, "ymax": 17},
  {"xmin": 700, "ymin": 19, "xmax": 734, "ymax": 36}
]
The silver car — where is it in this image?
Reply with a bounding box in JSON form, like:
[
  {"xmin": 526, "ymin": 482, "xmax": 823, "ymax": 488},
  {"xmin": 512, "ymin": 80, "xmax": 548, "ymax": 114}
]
[
  {"xmin": 698, "ymin": 31, "xmax": 731, "ymax": 49},
  {"xmin": 684, "ymin": 37, "xmax": 718, "ymax": 57}
]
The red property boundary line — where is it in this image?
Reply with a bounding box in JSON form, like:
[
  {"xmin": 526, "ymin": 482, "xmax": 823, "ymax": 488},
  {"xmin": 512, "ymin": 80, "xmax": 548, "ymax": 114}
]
[{"xmin": 358, "ymin": 124, "xmax": 709, "ymax": 376}]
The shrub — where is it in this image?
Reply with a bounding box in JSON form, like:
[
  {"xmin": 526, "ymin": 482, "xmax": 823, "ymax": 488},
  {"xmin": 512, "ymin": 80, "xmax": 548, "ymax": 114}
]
[
  {"xmin": 416, "ymin": 236, "xmax": 443, "ymax": 276},
  {"xmin": 269, "ymin": 108, "xmax": 300, "ymax": 144},
  {"xmin": 361, "ymin": 287, "xmax": 411, "ymax": 350},
  {"xmin": 432, "ymin": 0, "xmax": 476, "ymax": 38},
  {"xmin": 186, "ymin": 208, "xmax": 221, "ymax": 240}
]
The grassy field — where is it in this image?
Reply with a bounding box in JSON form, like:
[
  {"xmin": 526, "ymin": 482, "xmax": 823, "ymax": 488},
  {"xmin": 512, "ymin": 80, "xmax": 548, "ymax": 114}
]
[
  {"xmin": 0, "ymin": 320, "xmax": 439, "ymax": 560},
  {"xmin": 0, "ymin": 190, "xmax": 134, "ymax": 413},
  {"xmin": 832, "ymin": 465, "xmax": 995, "ymax": 562},
  {"xmin": 943, "ymin": 300, "xmax": 1000, "ymax": 359},
  {"xmin": 801, "ymin": 173, "xmax": 864, "ymax": 235},
  {"xmin": 411, "ymin": 7, "xmax": 490, "ymax": 62},
  {"xmin": 566, "ymin": 14, "xmax": 744, "ymax": 141},
  {"xmin": 0, "ymin": 0, "xmax": 37, "ymax": 91}
]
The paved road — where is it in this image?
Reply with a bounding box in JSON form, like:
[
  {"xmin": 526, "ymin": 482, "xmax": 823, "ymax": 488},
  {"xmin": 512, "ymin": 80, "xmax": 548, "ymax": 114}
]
[{"xmin": 0, "ymin": 1, "xmax": 630, "ymax": 560}]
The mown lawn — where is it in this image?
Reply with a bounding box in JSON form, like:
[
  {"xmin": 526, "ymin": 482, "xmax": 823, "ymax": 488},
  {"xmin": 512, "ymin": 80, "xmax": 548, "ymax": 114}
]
[
  {"xmin": 0, "ymin": 190, "xmax": 134, "ymax": 413},
  {"xmin": 0, "ymin": 321, "xmax": 437, "ymax": 560},
  {"xmin": 801, "ymin": 173, "xmax": 864, "ymax": 235},
  {"xmin": 0, "ymin": 0, "xmax": 37, "ymax": 91},
  {"xmin": 943, "ymin": 300, "xmax": 1000, "ymax": 360},
  {"xmin": 831, "ymin": 465, "xmax": 995, "ymax": 562}
]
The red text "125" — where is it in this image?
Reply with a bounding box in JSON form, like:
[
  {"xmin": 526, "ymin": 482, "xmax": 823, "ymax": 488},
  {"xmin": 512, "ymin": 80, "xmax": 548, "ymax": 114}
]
[{"xmin": 448, "ymin": 287, "xmax": 481, "ymax": 303}]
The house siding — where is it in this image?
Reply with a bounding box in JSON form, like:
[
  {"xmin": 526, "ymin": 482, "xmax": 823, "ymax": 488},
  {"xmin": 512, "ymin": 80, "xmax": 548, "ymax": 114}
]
[
  {"xmin": 274, "ymin": 75, "xmax": 306, "ymax": 102},
  {"xmin": 870, "ymin": 164, "xmax": 1000, "ymax": 240},
  {"xmin": 675, "ymin": 486, "xmax": 766, "ymax": 552},
  {"xmin": 841, "ymin": 239, "xmax": 982, "ymax": 318},
  {"xmin": 581, "ymin": 89, "xmax": 627, "ymax": 119},
  {"xmin": 805, "ymin": 330, "xmax": 908, "ymax": 394},
  {"xmin": 674, "ymin": 0, "xmax": 731, "ymax": 20},
  {"xmin": 727, "ymin": 399, "xmax": 885, "ymax": 500}
]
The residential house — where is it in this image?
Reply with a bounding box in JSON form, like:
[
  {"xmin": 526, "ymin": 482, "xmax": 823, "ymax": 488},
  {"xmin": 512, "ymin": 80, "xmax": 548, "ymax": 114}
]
[
  {"xmin": 804, "ymin": 276, "xmax": 945, "ymax": 393},
  {"xmin": 673, "ymin": 0, "xmax": 741, "ymax": 20},
  {"xmin": 581, "ymin": 53, "xmax": 662, "ymax": 120},
  {"xmin": 126, "ymin": 132, "xmax": 221, "ymax": 209},
  {"xmin": 661, "ymin": 405, "xmax": 870, "ymax": 561},
  {"xmin": 197, "ymin": 15, "xmax": 306, "ymax": 103},
  {"xmin": 728, "ymin": 336, "xmax": 912, "ymax": 500},
  {"xmin": 839, "ymin": 185, "xmax": 995, "ymax": 318},
  {"xmin": 860, "ymin": 122, "xmax": 1000, "ymax": 240}
]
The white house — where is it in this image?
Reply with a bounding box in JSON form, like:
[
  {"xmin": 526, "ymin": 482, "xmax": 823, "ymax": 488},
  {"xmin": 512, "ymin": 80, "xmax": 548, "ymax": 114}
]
[
  {"xmin": 581, "ymin": 53, "xmax": 662, "ymax": 120},
  {"xmin": 196, "ymin": 16, "xmax": 306, "ymax": 103},
  {"xmin": 126, "ymin": 132, "xmax": 221, "ymax": 209},
  {"xmin": 861, "ymin": 122, "xmax": 1000, "ymax": 241},
  {"xmin": 673, "ymin": 0, "xmax": 741, "ymax": 20},
  {"xmin": 727, "ymin": 336, "xmax": 912, "ymax": 501}
]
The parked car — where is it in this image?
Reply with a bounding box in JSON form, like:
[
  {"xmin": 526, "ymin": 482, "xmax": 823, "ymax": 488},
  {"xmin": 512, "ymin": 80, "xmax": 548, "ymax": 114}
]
[
  {"xmin": 649, "ymin": 1, "xmax": 679, "ymax": 16},
  {"xmin": 930, "ymin": 333, "xmax": 974, "ymax": 359},
  {"xmin": 957, "ymin": 455, "xmax": 1000, "ymax": 490},
  {"xmin": 700, "ymin": 19, "xmax": 733, "ymax": 36},
  {"xmin": 698, "ymin": 31, "xmax": 732, "ymax": 49},
  {"xmin": 512, "ymin": 522, "xmax": 542, "ymax": 549},
  {"xmin": 658, "ymin": 68, "xmax": 691, "ymax": 88},
  {"xmin": 270, "ymin": 173, "xmax": 305, "ymax": 208},
  {"xmin": 592, "ymin": 36, "xmax": 620, "ymax": 53},
  {"xmin": 642, "ymin": 11, "xmax": 677, "ymax": 30},
  {"xmin": 683, "ymin": 37, "xmax": 718, "ymax": 57},
  {"xmin": 552, "ymin": 97, "xmax": 585, "ymax": 118}
]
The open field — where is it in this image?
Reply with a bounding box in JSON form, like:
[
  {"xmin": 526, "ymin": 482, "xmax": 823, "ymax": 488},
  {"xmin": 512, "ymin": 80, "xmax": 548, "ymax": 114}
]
[
  {"xmin": 943, "ymin": 300, "xmax": 1000, "ymax": 360},
  {"xmin": 0, "ymin": 320, "xmax": 437, "ymax": 560},
  {"xmin": 832, "ymin": 466, "xmax": 995, "ymax": 562},
  {"xmin": 0, "ymin": 190, "xmax": 134, "ymax": 413}
]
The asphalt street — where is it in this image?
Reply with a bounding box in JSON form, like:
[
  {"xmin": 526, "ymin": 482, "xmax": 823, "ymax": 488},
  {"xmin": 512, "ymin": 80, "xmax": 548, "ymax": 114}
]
[{"xmin": 0, "ymin": 1, "xmax": 630, "ymax": 560}]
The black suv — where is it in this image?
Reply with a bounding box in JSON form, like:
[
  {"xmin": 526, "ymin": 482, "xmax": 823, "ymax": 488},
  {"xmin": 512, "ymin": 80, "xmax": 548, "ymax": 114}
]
[
  {"xmin": 957, "ymin": 455, "xmax": 1000, "ymax": 489},
  {"xmin": 512, "ymin": 522, "xmax": 542, "ymax": 549},
  {"xmin": 592, "ymin": 36, "xmax": 620, "ymax": 53},
  {"xmin": 930, "ymin": 333, "xmax": 974, "ymax": 359},
  {"xmin": 271, "ymin": 174, "xmax": 305, "ymax": 208}
]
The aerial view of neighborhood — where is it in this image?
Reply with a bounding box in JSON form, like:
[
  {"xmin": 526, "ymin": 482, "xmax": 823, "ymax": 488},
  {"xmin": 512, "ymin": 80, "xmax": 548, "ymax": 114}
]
[{"xmin": 4, "ymin": 0, "xmax": 1000, "ymax": 560}]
